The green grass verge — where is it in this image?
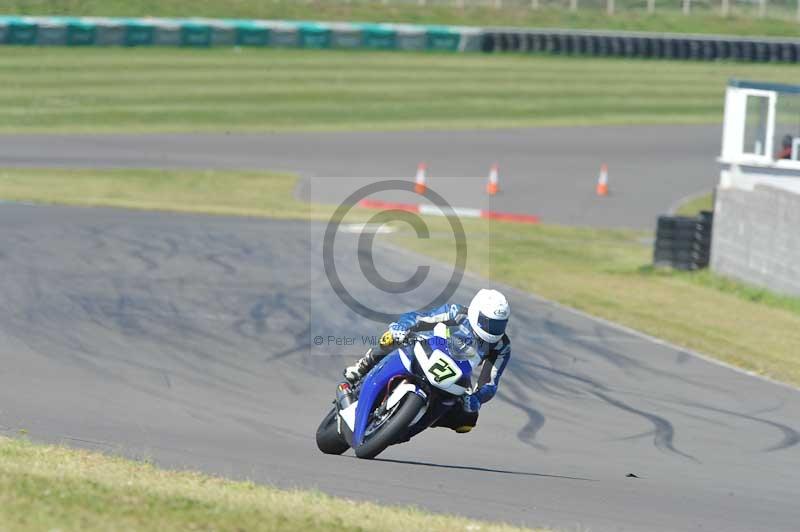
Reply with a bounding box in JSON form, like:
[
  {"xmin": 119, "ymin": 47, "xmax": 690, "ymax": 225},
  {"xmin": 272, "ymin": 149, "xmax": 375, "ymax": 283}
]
[
  {"xmin": 395, "ymin": 217, "xmax": 800, "ymax": 386},
  {"xmin": 0, "ymin": 437, "xmax": 534, "ymax": 532},
  {"xmin": 6, "ymin": 0, "xmax": 800, "ymax": 37},
  {"xmin": 1, "ymin": 167, "xmax": 798, "ymax": 386},
  {"xmin": 673, "ymin": 192, "xmax": 714, "ymax": 216},
  {"xmin": 0, "ymin": 167, "xmax": 336, "ymax": 219},
  {"xmin": 2, "ymin": 47, "xmax": 800, "ymax": 133}
]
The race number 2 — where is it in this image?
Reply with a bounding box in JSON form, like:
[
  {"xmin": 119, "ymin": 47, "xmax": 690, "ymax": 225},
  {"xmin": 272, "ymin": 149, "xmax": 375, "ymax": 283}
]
[{"xmin": 429, "ymin": 359, "xmax": 457, "ymax": 383}]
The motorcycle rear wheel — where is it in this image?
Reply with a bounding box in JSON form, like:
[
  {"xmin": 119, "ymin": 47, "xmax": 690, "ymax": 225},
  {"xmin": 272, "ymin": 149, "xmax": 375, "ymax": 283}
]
[
  {"xmin": 354, "ymin": 393, "xmax": 425, "ymax": 460},
  {"xmin": 316, "ymin": 407, "xmax": 350, "ymax": 455}
]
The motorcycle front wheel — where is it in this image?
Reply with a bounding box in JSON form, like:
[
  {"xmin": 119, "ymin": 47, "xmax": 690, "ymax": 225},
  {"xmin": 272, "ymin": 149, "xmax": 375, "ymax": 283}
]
[
  {"xmin": 316, "ymin": 407, "xmax": 350, "ymax": 455},
  {"xmin": 354, "ymin": 393, "xmax": 425, "ymax": 460}
]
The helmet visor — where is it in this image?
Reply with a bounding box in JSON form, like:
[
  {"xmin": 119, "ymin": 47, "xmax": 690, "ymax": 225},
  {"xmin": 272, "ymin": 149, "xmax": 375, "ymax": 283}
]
[{"xmin": 477, "ymin": 312, "xmax": 508, "ymax": 336}]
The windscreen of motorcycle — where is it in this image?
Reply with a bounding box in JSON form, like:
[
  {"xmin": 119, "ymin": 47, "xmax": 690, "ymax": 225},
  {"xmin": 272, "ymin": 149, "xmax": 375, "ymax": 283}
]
[{"xmin": 446, "ymin": 328, "xmax": 483, "ymax": 370}]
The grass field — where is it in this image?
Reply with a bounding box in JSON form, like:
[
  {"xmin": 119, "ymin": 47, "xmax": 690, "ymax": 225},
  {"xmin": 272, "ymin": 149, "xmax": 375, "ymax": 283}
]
[
  {"xmin": 395, "ymin": 217, "xmax": 800, "ymax": 386},
  {"xmin": 0, "ymin": 436, "xmax": 534, "ymax": 532},
  {"xmin": 5, "ymin": 0, "xmax": 800, "ymax": 37},
  {"xmin": 673, "ymin": 191, "xmax": 714, "ymax": 216},
  {"xmin": 1, "ymin": 48, "xmax": 800, "ymax": 133},
  {"xmin": 2, "ymin": 167, "xmax": 798, "ymax": 386},
  {"xmin": 0, "ymin": 167, "xmax": 329, "ymax": 219}
]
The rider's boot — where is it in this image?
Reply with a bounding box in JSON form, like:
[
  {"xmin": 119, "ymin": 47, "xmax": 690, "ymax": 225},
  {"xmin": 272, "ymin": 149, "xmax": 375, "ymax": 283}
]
[
  {"xmin": 343, "ymin": 331, "xmax": 397, "ymax": 384},
  {"xmin": 343, "ymin": 345, "xmax": 385, "ymax": 384}
]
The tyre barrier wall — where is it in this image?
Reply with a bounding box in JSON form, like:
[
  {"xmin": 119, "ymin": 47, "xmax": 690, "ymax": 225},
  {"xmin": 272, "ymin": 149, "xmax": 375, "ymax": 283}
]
[
  {"xmin": 653, "ymin": 211, "xmax": 713, "ymax": 271},
  {"xmin": 0, "ymin": 16, "xmax": 483, "ymax": 52},
  {"xmin": 482, "ymin": 28, "xmax": 800, "ymax": 62},
  {"xmin": 3, "ymin": 16, "xmax": 796, "ymax": 62}
]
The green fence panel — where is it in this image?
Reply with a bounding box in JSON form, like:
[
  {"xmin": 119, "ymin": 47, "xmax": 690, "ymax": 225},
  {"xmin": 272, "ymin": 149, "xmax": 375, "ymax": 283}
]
[
  {"xmin": 0, "ymin": 15, "xmax": 488, "ymax": 53},
  {"xmin": 299, "ymin": 23, "xmax": 331, "ymax": 49},
  {"xmin": 264, "ymin": 21, "xmax": 298, "ymax": 47},
  {"xmin": 329, "ymin": 22, "xmax": 361, "ymax": 49},
  {"xmin": 37, "ymin": 19, "xmax": 67, "ymax": 46},
  {"xmin": 235, "ymin": 21, "xmax": 269, "ymax": 46},
  {"xmin": 361, "ymin": 23, "xmax": 396, "ymax": 50},
  {"xmin": 180, "ymin": 21, "xmax": 212, "ymax": 47},
  {"xmin": 66, "ymin": 19, "xmax": 96, "ymax": 46},
  {"xmin": 7, "ymin": 18, "xmax": 38, "ymax": 45},
  {"xmin": 152, "ymin": 20, "xmax": 181, "ymax": 46},
  {"xmin": 0, "ymin": 16, "xmax": 10, "ymax": 44},
  {"xmin": 394, "ymin": 24, "xmax": 426, "ymax": 51},
  {"xmin": 94, "ymin": 18, "xmax": 125, "ymax": 46},
  {"xmin": 206, "ymin": 20, "xmax": 236, "ymax": 46},
  {"xmin": 426, "ymin": 26, "xmax": 461, "ymax": 51},
  {"xmin": 124, "ymin": 20, "xmax": 154, "ymax": 46}
]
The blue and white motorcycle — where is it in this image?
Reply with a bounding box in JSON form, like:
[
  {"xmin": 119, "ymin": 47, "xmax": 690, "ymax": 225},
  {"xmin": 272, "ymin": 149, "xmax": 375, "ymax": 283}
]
[{"xmin": 316, "ymin": 324, "xmax": 478, "ymax": 459}]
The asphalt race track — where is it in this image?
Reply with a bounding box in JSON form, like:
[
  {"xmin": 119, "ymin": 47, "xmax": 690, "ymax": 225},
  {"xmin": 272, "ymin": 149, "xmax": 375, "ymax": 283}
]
[
  {"xmin": 1, "ymin": 203, "xmax": 798, "ymax": 532},
  {"xmin": 0, "ymin": 124, "xmax": 720, "ymax": 228}
]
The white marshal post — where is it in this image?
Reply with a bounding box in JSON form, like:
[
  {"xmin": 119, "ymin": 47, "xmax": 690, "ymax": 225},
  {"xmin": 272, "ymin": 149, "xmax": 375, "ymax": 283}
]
[{"xmin": 718, "ymin": 80, "xmax": 800, "ymax": 193}]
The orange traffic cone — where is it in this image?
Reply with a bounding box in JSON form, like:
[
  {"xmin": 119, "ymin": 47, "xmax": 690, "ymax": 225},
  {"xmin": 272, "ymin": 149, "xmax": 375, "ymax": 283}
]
[
  {"xmin": 414, "ymin": 163, "xmax": 427, "ymax": 194},
  {"xmin": 486, "ymin": 164, "xmax": 499, "ymax": 196},
  {"xmin": 596, "ymin": 164, "xmax": 609, "ymax": 197}
]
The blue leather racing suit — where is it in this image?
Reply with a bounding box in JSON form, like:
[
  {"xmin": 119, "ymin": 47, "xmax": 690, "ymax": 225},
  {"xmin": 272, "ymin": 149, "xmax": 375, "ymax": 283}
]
[
  {"xmin": 348, "ymin": 303, "xmax": 511, "ymax": 431},
  {"xmin": 391, "ymin": 303, "xmax": 511, "ymax": 407}
]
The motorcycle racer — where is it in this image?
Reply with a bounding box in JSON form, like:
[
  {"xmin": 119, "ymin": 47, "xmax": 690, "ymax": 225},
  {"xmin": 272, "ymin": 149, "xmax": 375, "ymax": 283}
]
[{"xmin": 343, "ymin": 289, "xmax": 511, "ymax": 433}]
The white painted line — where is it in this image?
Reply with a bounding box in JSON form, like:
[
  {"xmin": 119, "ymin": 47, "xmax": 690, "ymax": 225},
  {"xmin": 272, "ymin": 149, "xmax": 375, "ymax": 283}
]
[
  {"xmin": 419, "ymin": 204, "xmax": 482, "ymax": 218},
  {"xmin": 339, "ymin": 223, "xmax": 397, "ymax": 234}
]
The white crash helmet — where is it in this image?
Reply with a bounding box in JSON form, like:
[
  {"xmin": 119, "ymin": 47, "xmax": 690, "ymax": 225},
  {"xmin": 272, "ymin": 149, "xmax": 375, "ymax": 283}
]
[{"xmin": 467, "ymin": 289, "xmax": 510, "ymax": 343}]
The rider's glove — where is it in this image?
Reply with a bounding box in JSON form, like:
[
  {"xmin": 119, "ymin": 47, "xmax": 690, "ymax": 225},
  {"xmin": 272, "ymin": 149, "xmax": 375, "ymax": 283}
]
[
  {"xmin": 462, "ymin": 393, "xmax": 481, "ymax": 413},
  {"xmin": 378, "ymin": 330, "xmax": 394, "ymax": 348},
  {"xmin": 388, "ymin": 323, "xmax": 409, "ymax": 344}
]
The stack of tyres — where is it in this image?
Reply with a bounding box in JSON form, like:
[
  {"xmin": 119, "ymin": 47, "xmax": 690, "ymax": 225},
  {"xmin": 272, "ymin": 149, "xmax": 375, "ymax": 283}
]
[
  {"xmin": 653, "ymin": 211, "xmax": 713, "ymax": 271},
  {"xmin": 506, "ymin": 32, "xmax": 521, "ymax": 52}
]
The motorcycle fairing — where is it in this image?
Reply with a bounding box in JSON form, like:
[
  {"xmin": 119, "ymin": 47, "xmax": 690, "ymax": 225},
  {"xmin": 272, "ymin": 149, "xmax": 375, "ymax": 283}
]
[{"xmin": 352, "ymin": 351, "xmax": 417, "ymax": 446}]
